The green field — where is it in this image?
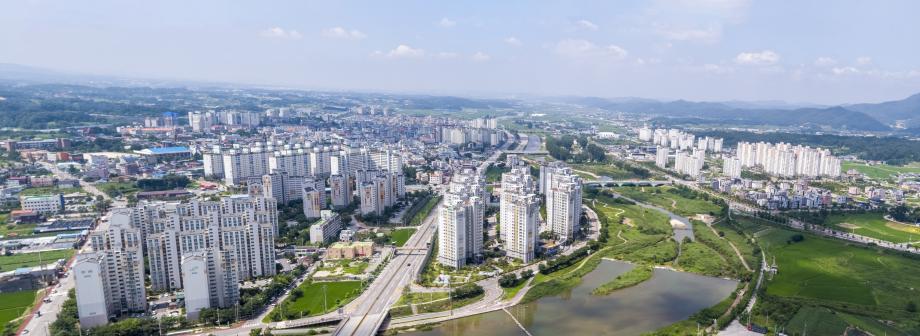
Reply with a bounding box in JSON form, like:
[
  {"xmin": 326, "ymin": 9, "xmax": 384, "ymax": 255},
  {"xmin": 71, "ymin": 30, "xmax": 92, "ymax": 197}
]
[
  {"xmin": 842, "ymin": 161, "xmax": 920, "ymax": 180},
  {"xmin": 570, "ymin": 163, "xmax": 641, "ymax": 180},
  {"xmin": 591, "ymin": 265, "xmax": 652, "ymax": 296},
  {"xmin": 0, "ymin": 249, "xmax": 73, "ymax": 271},
  {"xmin": 614, "ymin": 186, "xmax": 722, "ymax": 217},
  {"xmin": 761, "ymin": 228, "xmax": 920, "ymax": 310},
  {"xmin": 95, "ymin": 181, "xmax": 139, "ymax": 197},
  {"xmin": 389, "ymin": 228, "xmax": 416, "ymax": 247},
  {"xmin": 0, "ymin": 290, "xmax": 38, "ymax": 334},
  {"xmin": 268, "ymin": 281, "xmax": 363, "ymax": 321},
  {"xmin": 825, "ymin": 212, "xmax": 920, "ymax": 244},
  {"xmin": 18, "ymin": 186, "xmax": 84, "ymax": 196}
]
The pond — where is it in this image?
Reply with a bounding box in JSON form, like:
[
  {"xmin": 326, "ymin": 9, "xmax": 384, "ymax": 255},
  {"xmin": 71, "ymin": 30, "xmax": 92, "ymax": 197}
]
[{"xmin": 402, "ymin": 259, "xmax": 737, "ymax": 336}]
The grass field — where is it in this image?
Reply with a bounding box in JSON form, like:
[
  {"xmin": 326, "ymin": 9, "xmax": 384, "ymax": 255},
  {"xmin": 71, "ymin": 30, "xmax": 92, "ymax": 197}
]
[
  {"xmin": 95, "ymin": 181, "xmax": 139, "ymax": 197},
  {"xmin": 842, "ymin": 161, "xmax": 920, "ymax": 180},
  {"xmin": 18, "ymin": 186, "xmax": 84, "ymax": 196},
  {"xmin": 271, "ymin": 281, "xmax": 362, "ymax": 320},
  {"xmin": 0, "ymin": 249, "xmax": 73, "ymax": 271},
  {"xmin": 614, "ymin": 186, "xmax": 721, "ymax": 217},
  {"xmin": 825, "ymin": 212, "xmax": 920, "ymax": 243},
  {"xmin": 760, "ymin": 229, "xmax": 920, "ymax": 309},
  {"xmin": 570, "ymin": 163, "xmax": 642, "ymax": 180},
  {"xmin": 591, "ymin": 265, "xmax": 652, "ymax": 295},
  {"xmin": 389, "ymin": 228, "xmax": 416, "ymax": 247},
  {"xmin": 0, "ymin": 290, "xmax": 38, "ymax": 334}
]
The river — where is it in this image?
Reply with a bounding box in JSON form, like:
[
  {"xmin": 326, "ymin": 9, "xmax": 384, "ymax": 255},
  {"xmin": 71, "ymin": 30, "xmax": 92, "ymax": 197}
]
[{"xmin": 402, "ymin": 260, "xmax": 737, "ymax": 336}]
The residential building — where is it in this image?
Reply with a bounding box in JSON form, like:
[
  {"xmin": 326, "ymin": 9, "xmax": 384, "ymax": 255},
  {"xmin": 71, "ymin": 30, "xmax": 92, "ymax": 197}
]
[
  {"xmin": 501, "ymin": 167, "xmax": 539, "ymax": 263},
  {"xmin": 74, "ymin": 209, "xmax": 146, "ymax": 328},
  {"xmin": 309, "ymin": 210, "xmax": 342, "ymax": 244},
  {"xmin": 545, "ymin": 167, "xmax": 582, "ymax": 243},
  {"xmin": 437, "ymin": 169, "xmax": 485, "ymax": 268}
]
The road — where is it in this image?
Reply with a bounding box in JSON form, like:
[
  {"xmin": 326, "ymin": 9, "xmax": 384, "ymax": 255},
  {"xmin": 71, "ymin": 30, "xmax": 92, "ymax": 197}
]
[
  {"xmin": 38, "ymin": 161, "xmax": 112, "ymax": 201},
  {"xmin": 20, "ymin": 272, "xmax": 76, "ymax": 336},
  {"xmin": 335, "ymin": 135, "xmax": 516, "ymax": 335}
]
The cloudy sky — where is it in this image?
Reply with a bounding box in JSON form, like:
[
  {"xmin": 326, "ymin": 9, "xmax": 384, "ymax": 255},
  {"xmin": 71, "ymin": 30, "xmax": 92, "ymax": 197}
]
[{"xmin": 2, "ymin": 0, "xmax": 920, "ymax": 104}]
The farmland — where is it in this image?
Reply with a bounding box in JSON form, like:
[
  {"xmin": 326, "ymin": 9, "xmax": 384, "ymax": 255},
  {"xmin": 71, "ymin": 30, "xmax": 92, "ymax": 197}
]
[{"xmin": 825, "ymin": 212, "xmax": 920, "ymax": 244}]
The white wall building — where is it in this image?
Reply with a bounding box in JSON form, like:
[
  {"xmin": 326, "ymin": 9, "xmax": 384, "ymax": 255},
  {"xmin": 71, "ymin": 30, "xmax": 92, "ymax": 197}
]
[
  {"xmin": 437, "ymin": 169, "xmax": 485, "ymax": 268},
  {"xmin": 500, "ymin": 167, "xmax": 539, "ymax": 263},
  {"xmin": 546, "ymin": 167, "xmax": 582, "ymax": 243}
]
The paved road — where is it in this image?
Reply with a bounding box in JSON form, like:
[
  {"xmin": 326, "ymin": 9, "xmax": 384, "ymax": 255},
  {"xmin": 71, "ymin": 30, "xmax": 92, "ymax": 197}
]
[
  {"xmin": 39, "ymin": 161, "xmax": 112, "ymax": 201},
  {"xmin": 20, "ymin": 272, "xmax": 76, "ymax": 336}
]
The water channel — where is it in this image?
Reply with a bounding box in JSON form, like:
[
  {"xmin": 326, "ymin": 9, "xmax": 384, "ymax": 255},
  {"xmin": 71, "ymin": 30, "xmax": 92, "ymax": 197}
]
[{"xmin": 402, "ymin": 259, "xmax": 737, "ymax": 336}]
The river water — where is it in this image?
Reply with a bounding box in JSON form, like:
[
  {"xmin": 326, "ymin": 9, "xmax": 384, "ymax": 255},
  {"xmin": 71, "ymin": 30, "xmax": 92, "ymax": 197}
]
[{"xmin": 402, "ymin": 260, "xmax": 737, "ymax": 336}]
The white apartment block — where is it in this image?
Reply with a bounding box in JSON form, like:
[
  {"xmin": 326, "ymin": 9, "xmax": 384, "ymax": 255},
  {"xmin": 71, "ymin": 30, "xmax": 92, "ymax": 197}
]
[
  {"xmin": 674, "ymin": 150, "xmax": 704, "ymax": 177},
  {"xmin": 546, "ymin": 167, "xmax": 582, "ymax": 243},
  {"xmin": 655, "ymin": 146, "xmax": 669, "ymax": 169},
  {"xmin": 356, "ymin": 170, "xmax": 405, "ymax": 216},
  {"xmin": 723, "ymin": 156, "xmax": 742, "ymax": 179},
  {"xmin": 736, "ymin": 141, "xmax": 841, "ymax": 178},
  {"xmin": 251, "ymin": 171, "xmax": 305, "ymax": 205},
  {"xmin": 329, "ymin": 174, "xmax": 352, "ymax": 209},
  {"xmin": 303, "ymin": 179, "xmax": 326, "ymax": 219},
  {"xmin": 309, "ymin": 210, "xmax": 342, "ymax": 244},
  {"xmin": 75, "ymin": 209, "xmax": 147, "ymax": 328},
  {"xmin": 134, "ymin": 195, "xmax": 277, "ymax": 293},
  {"xmin": 501, "ymin": 167, "xmax": 539, "ymax": 263},
  {"xmin": 437, "ymin": 169, "xmax": 485, "ymax": 269}
]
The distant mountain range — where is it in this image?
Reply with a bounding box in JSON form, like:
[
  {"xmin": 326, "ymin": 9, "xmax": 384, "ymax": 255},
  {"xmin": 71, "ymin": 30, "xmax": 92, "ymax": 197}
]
[
  {"xmin": 3, "ymin": 62, "xmax": 920, "ymax": 132},
  {"xmin": 563, "ymin": 94, "xmax": 920, "ymax": 132}
]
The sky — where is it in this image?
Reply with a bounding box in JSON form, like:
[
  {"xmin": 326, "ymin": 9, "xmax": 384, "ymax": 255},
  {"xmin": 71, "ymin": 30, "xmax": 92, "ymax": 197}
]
[{"xmin": 2, "ymin": 0, "xmax": 920, "ymax": 104}]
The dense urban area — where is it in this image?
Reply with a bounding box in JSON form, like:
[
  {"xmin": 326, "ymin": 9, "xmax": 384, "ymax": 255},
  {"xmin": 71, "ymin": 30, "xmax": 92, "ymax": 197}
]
[{"xmin": 0, "ymin": 81, "xmax": 918, "ymax": 336}]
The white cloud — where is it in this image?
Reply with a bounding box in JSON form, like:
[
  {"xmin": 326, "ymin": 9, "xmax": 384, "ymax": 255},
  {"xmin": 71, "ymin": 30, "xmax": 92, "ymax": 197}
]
[
  {"xmin": 832, "ymin": 66, "xmax": 859, "ymax": 75},
  {"xmin": 555, "ymin": 39, "xmax": 627, "ymax": 60},
  {"xmin": 734, "ymin": 50, "xmax": 779, "ymax": 65},
  {"xmin": 856, "ymin": 56, "xmax": 872, "ymax": 65},
  {"xmin": 387, "ymin": 44, "xmax": 425, "ymax": 58},
  {"xmin": 261, "ymin": 27, "xmax": 302, "ymax": 40},
  {"xmin": 814, "ymin": 57, "xmax": 837, "ymax": 67},
  {"xmin": 471, "ymin": 52, "xmax": 491, "ymax": 62},
  {"xmin": 322, "ymin": 27, "xmax": 366, "ymax": 40},
  {"xmin": 438, "ymin": 17, "xmax": 456, "ymax": 28},
  {"xmin": 701, "ymin": 63, "xmax": 734, "ymax": 74},
  {"xmin": 576, "ymin": 19, "xmax": 599, "ymax": 31},
  {"xmin": 657, "ymin": 25, "xmax": 722, "ymax": 43},
  {"xmin": 504, "ymin": 36, "xmax": 522, "ymax": 47}
]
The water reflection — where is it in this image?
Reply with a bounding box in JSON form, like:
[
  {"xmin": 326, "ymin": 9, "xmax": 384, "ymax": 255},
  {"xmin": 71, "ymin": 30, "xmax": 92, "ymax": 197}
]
[{"xmin": 401, "ymin": 260, "xmax": 736, "ymax": 336}]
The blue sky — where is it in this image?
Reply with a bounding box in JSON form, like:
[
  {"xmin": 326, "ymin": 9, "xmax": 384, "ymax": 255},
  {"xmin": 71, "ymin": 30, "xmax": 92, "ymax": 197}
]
[{"xmin": 2, "ymin": 0, "xmax": 919, "ymax": 104}]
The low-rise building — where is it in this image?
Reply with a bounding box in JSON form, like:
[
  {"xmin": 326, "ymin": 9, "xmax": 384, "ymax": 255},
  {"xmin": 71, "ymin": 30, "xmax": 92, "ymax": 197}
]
[{"xmin": 325, "ymin": 241, "xmax": 374, "ymax": 260}]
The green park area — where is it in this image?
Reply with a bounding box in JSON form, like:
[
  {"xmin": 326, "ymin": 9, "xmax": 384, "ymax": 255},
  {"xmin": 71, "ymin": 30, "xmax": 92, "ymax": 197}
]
[
  {"xmin": 749, "ymin": 225, "xmax": 920, "ymax": 335},
  {"xmin": 0, "ymin": 249, "xmax": 73, "ymax": 271},
  {"xmin": 842, "ymin": 161, "xmax": 920, "ymax": 180},
  {"xmin": 613, "ymin": 185, "xmax": 722, "ymax": 218},
  {"xmin": 317, "ymin": 259, "xmax": 368, "ymax": 276},
  {"xmin": 825, "ymin": 212, "xmax": 920, "ymax": 244},
  {"xmin": 0, "ymin": 290, "xmax": 38, "ymax": 334},
  {"xmin": 266, "ymin": 281, "xmax": 363, "ymax": 321},
  {"xmin": 389, "ymin": 228, "xmax": 416, "ymax": 247}
]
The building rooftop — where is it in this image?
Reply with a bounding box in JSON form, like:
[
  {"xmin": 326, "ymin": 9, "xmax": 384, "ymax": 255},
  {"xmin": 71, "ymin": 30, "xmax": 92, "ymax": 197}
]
[{"xmin": 136, "ymin": 146, "xmax": 190, "ymax": 155}]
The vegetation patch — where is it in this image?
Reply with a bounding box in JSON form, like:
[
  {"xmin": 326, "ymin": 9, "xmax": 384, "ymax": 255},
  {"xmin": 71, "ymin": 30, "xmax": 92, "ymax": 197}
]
[{"xmin": 591, "ymin": 265, "xmax": 653, "ymax": 295}]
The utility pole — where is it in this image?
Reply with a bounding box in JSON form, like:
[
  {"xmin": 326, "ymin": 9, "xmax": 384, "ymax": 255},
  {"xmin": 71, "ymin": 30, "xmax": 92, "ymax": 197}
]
[{"xmin": 323, "ymin": 284, "xmax": 328, "ymax": 313}]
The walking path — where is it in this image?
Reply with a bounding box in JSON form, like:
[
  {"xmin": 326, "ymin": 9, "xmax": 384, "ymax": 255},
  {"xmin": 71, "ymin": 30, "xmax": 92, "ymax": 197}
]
[
  {"xmin": 503, "ymin": 307, "xmax": 534, "ymax": 336},
  {"xmin": 703, "ymin": 223, "xmax": 753, "ymax": 272}
]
